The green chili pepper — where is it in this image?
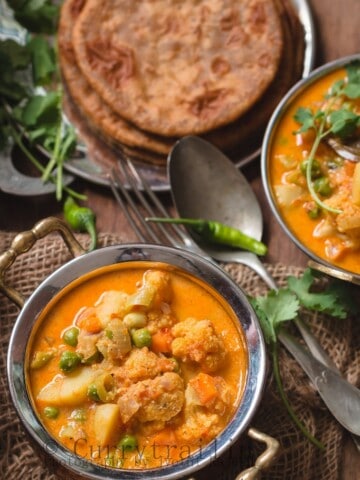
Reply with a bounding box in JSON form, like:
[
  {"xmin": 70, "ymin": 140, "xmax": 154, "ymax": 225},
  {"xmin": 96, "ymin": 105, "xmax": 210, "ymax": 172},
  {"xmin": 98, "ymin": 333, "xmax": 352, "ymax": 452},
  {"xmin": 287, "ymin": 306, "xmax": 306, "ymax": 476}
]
[
  {"xmin": 63, "ymin": 196, "xmax": 97, "ymax": 251},
  {"xmin": 146, "ymin": 217, "xmax": 268, "ymax": 256}
]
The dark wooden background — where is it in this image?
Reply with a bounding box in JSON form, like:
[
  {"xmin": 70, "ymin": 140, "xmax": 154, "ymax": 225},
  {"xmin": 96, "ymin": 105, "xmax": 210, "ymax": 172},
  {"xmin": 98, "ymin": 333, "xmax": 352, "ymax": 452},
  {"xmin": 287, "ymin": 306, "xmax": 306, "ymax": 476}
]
[{"xmin": 0, "ymin": 0, "xmax": 359, "ymax": 477}]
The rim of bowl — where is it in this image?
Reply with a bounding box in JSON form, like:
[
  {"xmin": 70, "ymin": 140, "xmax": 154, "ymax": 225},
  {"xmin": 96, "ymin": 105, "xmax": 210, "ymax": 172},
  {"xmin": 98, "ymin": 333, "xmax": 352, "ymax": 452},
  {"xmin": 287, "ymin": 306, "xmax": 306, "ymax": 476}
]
[
  {"xmin": 261, "ymin": 53, "xmax": 360, "ymax": 284},
  {"xmin": 7, "ymin": 243, "xmax": 267, "ymax": 480}
]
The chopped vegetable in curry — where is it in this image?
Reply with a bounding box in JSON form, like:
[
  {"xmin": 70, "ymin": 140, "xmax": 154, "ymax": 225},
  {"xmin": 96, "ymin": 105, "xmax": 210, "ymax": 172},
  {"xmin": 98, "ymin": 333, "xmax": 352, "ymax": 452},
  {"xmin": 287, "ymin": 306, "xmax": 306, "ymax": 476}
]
[
  {"xmin": 269, "ymin": 61, "xmax": 360, "ymax": 274},
  {"xmin": 28, "ymin": 263, "xmax": 247, "ymax": 470}
]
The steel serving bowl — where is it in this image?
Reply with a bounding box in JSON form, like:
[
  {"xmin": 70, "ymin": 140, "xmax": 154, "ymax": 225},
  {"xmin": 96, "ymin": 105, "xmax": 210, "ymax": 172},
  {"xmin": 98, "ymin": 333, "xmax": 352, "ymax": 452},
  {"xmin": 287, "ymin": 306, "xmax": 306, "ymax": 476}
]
[
  {"xmin": 261, "ymin": 54, "xmax": 360, "ymax": 286},
  {"xmin": 2, "ymin": 217, "xmax": 275, "ymax": 480}
]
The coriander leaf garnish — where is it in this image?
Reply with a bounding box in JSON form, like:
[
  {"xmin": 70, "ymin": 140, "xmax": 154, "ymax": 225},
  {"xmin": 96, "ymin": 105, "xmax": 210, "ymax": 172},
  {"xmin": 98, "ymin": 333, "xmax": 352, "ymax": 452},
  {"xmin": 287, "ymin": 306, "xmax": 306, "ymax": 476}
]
[
  {"xmin": 250, "ymin": 268, "xmax": 360, "ymax": 448},
  {"xmin": 287, "ymin": 268, "xmax": 348, "ymax": 318},
  {"xmin": 293, "ymin": 107, "xmax": 324, "ymax": 133},
  {"xmin": 344, "ymin": 60, "xmax": 360, "ymax": 97},
  {"xmin": 250, "ymin": 289, "xmax": 299, "ymax": 344},
  {"xmin": 329, "ymin": 109, "xmax": 360, "ymax": 138}
]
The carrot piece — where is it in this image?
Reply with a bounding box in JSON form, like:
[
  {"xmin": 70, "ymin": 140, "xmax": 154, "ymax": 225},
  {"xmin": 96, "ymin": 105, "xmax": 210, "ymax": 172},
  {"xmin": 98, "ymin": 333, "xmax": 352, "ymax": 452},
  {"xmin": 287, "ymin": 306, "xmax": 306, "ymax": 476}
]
[
  {"xmin": 189, "ymin": 372, "xmax": 218, "ymax": 405},
  {"xmin": 76, "ymin": 307, "xmax": 102, "ymax": 334},
  {"xmin": 151, "ymin": 328, "xmax": 173, "ymax": 354}
]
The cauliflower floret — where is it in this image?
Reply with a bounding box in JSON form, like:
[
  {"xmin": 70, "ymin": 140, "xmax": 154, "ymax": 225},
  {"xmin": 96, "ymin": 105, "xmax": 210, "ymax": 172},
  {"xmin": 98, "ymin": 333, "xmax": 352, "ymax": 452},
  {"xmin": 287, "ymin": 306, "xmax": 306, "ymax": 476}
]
[
  {"xmin": 176, "ymin": 408, "xmax": 223, "ymax": 443},
  {"xmin": 117, "ymin": 372, "xmax": 184, "ymax": 424},
  {"xmin": 146, "ymin": 308, "xmax": 176, "ymax": 334},
  {"xmin": 171, "ymin": 318, "xmax": 226, "ymax": 372},
  {"xmin": 113, "ymin": 347, "xmax": 176, "ymax": 384}
]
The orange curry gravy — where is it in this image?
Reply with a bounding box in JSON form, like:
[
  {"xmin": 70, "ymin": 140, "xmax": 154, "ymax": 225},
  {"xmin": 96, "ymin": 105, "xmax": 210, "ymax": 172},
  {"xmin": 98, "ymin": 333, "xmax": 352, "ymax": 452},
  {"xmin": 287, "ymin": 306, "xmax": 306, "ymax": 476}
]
[
  {"xmin": 269, "ymin": 67, "xmax": 360, "ymax": 274},
  {"xmin": 27, "ymin": 261, "xmax": 248, "ymax": 470}
]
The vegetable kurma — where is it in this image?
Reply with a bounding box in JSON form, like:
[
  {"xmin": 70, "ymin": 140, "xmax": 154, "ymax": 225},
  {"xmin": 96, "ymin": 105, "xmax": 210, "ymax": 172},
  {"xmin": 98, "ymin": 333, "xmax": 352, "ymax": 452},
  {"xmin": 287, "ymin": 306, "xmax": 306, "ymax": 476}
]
[
  {"xmin": 269, "ymin": 61, "xmax": 360, "ymax": 274},
  {"xmin": 28, "ymin": 262, "xmax": 248, "ymax": 470}
]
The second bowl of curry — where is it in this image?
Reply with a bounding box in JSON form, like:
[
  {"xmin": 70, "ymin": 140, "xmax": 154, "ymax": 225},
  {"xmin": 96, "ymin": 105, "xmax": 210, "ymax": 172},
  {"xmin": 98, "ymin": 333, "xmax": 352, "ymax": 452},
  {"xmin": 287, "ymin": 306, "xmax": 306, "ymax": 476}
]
[{"xmin": 262, "ymin": 54, "xmax": 360, "ymax": 284}]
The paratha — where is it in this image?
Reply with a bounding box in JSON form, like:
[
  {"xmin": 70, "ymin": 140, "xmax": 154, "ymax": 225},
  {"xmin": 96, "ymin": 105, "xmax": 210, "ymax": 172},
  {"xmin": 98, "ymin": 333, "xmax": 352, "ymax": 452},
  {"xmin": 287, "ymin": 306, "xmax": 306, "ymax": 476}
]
[
  {"xmin": 57, "ymin": 0, "xmax": 175, "ymax": 158},
  {"xmin": 72, "ymin": 0, "xmax": 284, "ymax": 137},
  {"xmin": 203, "ymin": 0, "xmax": 305, "ymax": 155}
]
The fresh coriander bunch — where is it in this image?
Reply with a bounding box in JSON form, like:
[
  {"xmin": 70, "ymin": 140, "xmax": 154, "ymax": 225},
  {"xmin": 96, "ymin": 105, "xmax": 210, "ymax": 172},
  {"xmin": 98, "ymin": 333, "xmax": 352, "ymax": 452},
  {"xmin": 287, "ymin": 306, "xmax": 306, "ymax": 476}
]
[
  {"xmin": 250, "ymin": 268, "xmax": 359, "ymax": 448},
  {"xmin": 0, "ymin": 0, "xmax": 82, "ymax": 201}
]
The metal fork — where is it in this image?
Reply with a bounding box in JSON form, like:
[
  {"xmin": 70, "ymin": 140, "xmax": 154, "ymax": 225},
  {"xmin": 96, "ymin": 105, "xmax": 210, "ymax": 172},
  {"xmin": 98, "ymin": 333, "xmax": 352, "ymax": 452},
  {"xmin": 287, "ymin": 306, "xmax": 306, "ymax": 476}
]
[
  {"xmin": 109, "ymin": 157, "xmax": 211, "ymax": 259},
  {"xmin": 109, "ymin": 157, "xmax": 360, "ymax": 447}
]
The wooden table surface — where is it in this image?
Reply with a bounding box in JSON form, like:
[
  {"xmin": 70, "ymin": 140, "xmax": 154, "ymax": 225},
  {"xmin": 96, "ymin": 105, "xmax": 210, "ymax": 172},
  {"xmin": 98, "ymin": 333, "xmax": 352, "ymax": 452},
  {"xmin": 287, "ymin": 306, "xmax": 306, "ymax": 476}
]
[{"xmin": 0, "ymin": 0, "xmax": 359, "ymax": 478}]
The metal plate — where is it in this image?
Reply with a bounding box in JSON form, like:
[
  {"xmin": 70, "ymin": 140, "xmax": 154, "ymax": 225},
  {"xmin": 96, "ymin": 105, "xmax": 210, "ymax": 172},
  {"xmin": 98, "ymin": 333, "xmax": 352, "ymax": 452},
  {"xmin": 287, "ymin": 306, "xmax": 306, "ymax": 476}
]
[{"xmin": 0, "ymin": 0, "xmax": 316, "ymax": 193}]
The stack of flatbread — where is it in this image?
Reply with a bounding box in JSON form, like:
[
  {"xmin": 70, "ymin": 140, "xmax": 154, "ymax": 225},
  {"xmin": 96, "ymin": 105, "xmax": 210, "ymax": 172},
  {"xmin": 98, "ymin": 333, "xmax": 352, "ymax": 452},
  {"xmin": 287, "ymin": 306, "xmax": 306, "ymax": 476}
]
[{"xmin": 58, "ymin": 0, "xmax": 305, "ymax": 165}]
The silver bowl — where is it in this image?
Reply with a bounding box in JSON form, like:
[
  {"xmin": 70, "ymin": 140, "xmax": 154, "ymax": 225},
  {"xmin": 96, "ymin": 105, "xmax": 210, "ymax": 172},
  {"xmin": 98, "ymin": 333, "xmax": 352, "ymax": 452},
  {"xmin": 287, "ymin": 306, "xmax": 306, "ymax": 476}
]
[
  {"xmin": 261, "ymin": 54, "xmax": 360, "ymax": 285},
  {"xmin": 4, "ymin": 218, "xmax": 269, "ymax": 480}
]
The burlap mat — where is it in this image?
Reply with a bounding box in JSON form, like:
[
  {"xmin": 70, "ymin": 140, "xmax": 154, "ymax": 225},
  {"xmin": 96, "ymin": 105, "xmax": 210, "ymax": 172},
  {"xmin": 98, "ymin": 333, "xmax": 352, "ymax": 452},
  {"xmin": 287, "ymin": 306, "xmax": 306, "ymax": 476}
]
[{"xmin": 0, "ymin": 231, "xmax": 358, "ymax": 480}]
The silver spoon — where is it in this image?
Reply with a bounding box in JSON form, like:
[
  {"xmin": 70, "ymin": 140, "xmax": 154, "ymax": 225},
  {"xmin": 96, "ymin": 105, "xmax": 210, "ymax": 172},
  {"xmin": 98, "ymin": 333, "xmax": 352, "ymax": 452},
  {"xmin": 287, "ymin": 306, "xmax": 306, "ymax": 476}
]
[
  {"xmin": 168, "ymin": 135, "xmax": 360, "ymax": 439},
  {"xmin": 168, "ymin": 135, "xmax": 277, "ymax": 289}
]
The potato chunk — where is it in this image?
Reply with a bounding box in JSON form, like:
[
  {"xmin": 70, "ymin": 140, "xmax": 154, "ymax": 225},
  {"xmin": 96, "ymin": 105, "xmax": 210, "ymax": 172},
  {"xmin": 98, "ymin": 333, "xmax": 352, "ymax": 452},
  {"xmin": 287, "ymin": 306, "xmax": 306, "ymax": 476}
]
[
  {"xmin": 37, "ymin": 367, "xmax": 96, "ymax": 406},
  {"xmin": 94, "ymin": 403, "xmax": 121, "ymax": 447}
]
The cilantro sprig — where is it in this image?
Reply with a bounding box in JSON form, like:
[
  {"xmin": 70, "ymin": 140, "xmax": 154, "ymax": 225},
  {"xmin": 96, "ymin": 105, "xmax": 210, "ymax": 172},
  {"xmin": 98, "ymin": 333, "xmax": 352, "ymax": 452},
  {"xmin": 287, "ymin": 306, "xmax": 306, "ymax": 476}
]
[
  {"xmin": 294, "ymin": 60, "xmax": 360, "ymax": 214},
  {"xmin": 0, "ymin": 1, "xmax": 84, "ymax": 202},
  {"xmin": 250, "ymin": 268, "xmax": 359, "ymax": 448}
]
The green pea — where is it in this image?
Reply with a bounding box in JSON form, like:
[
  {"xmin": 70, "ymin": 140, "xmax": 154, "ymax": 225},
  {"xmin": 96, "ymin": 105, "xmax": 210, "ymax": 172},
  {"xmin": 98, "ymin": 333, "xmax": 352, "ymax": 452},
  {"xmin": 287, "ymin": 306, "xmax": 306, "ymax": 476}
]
[
  {"xmin": 62, "ymin": 327, "xmax": 79, "ymax": 347},
  {"xmin": 314, "ymin": 177, "xmax": 332, "ymax": 196},
  {"xmin": 87, "ymin": 383, "xmax": 100, "ymax": 402},
  {"xmin": 117, "ymin": 434, "xmax": 138, "ymax": 451},
  {"xmin": 130, "ymin": 328, "xmax": 152, "ymax": 348},
  {"xmin": 59, "ymin": 350, "xmax": 82, "ymax": 373},
  {"xmin": 300, "ymin": 158, "xmax": 322, "ymax": 179},
  {"xmin": 43, "ymin": 406, "xmax": 59, "ymax": 419},
  {"xmin": 307, "ymin": 204, "xmax": 321, "ymax": 219}
]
